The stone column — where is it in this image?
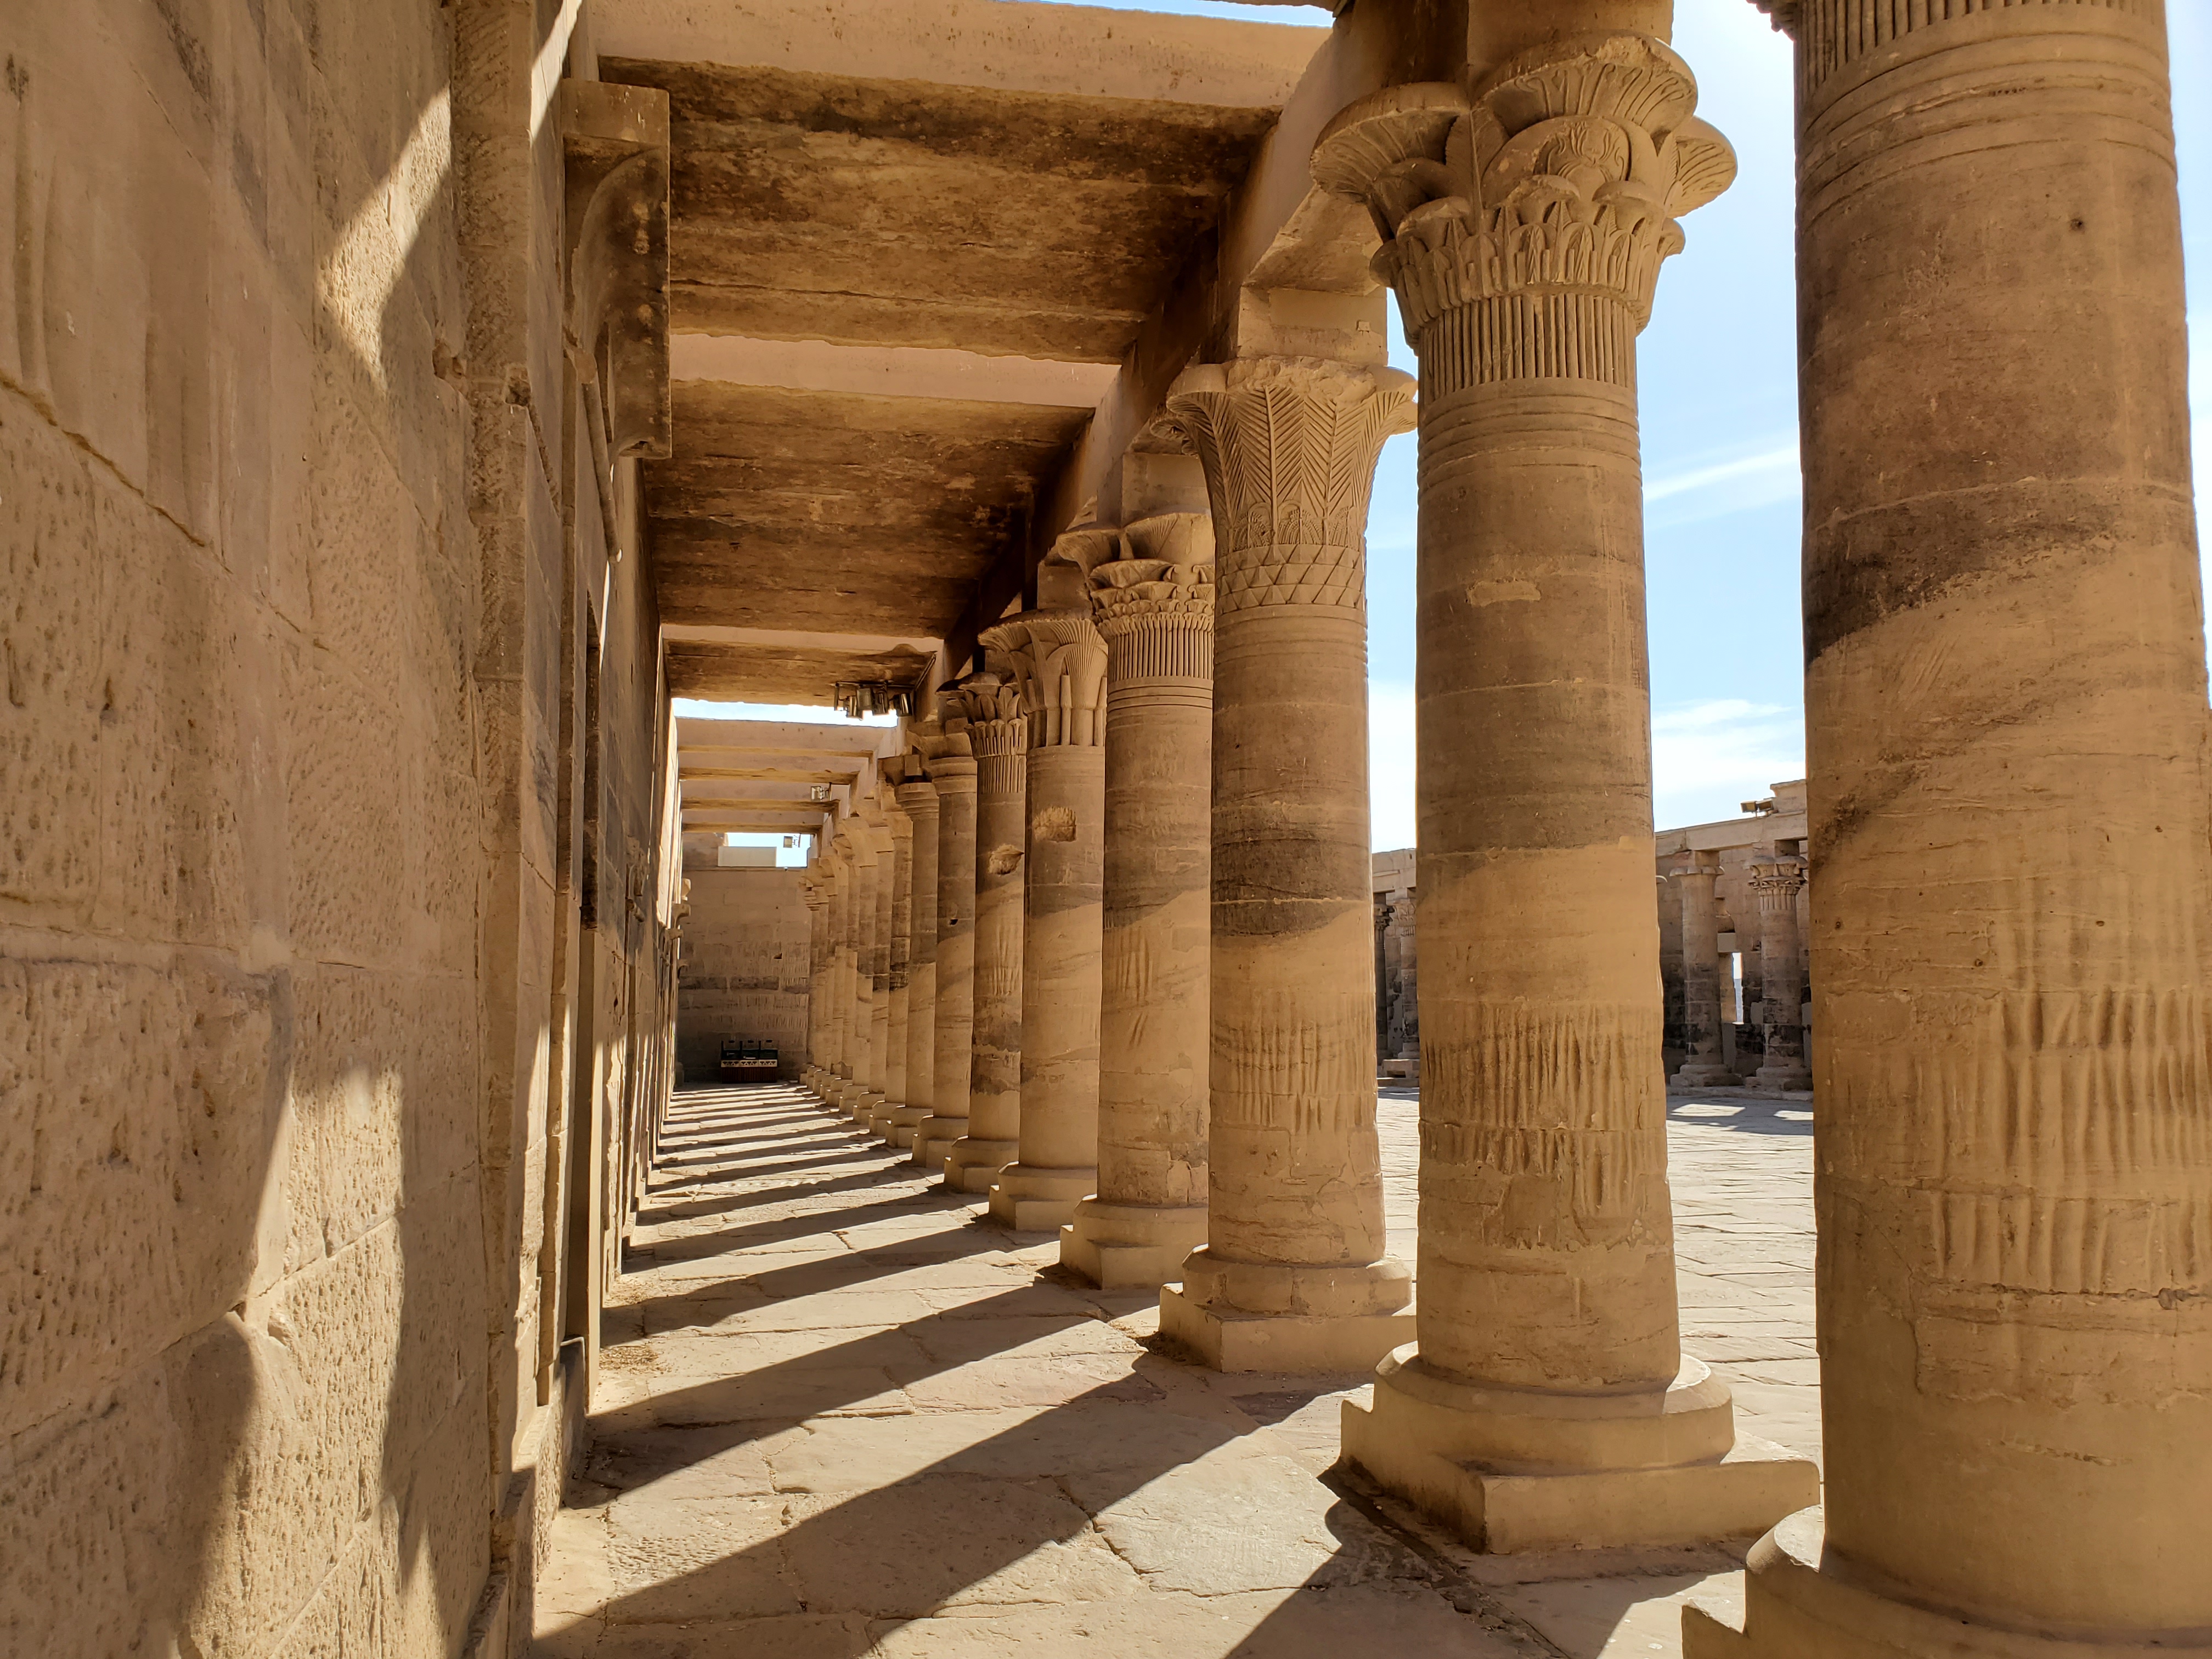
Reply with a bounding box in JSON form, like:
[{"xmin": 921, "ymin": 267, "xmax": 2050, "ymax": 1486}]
[
  {"xmin": 1318, "ymin": 39, "xmax": 1813, "ymax": 1550},
  {"xmin": 802, "ymin": 874, "xmax": 830, "ymax": 1091},
  {"xmin": 830, "ymin": 828, "xmax": 865, "ymax": 1110},
  {"xmin": 845, "ymin": 812, "xmax": 882, "ymax": 1119},
  {"xmin": 870, "ymin": 789, "xmax": 916, "ymax": 1137},
  {"xmin": 890, "ymin": 775, "xmax": 940, "ymax": 1146},
  {"xmin": 1383, "ymin": 890, "xmax": 1419, "ymax": 1079},
  {"xmin": 1672, "ymin": 855, "xmax": 1733, "ymax": 1088},
  {"xmin": 914, "ymin": 742, "xmax": 978, "ymax": 1169},
  {"xmin": 1689, "ymin": 3, "xmax": 2211, "ymax": 1651},
  {"xmin": 860, "ymin": 805, "xmax": 895, "ymax": 1122},
  {"xmin": 1153, "ymin": 354, "xmax": 1417, "ymax": 1373},
  {"xmin": 1747, "ymin": 856, "xmax": 1810, "ymax": 1092},
  {"xmin": 1062, "ymin": 511, "xmax": 1215, "ymax": 1286},
  {"xmin": 983, "ymin": 532, "xmax": 1111, "ymax": 1229},
  {"xmin": 943, "ymin": 664, "xmax": 1028, "ymax": 1192}
]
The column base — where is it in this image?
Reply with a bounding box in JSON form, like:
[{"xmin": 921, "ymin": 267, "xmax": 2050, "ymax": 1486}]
[
  {"xmin": 864, "ymin": 1104, "xmax": 905, "ymax": 1139},
  {"xmin": 884, "ymin": 1106, "xmax": 930, "ymax": 1148},
  {"xmin": 942, "ymin": 1137, "xmax": 1017, "ymax": 1194},
  {"xmin": 1672, "ymin": 1060, "xmax": 1736, "ymax": 1088},
  {"xmin": 911, "ymin": 1116, "xmax": 968, "ymax": 1169},
  {"xmin": 1341, "ymin": 1348, "xmax": 1818, "ymax": 1555},
  {"xmin": 986, "ymin": 1163, "xmax": 1096, "ymax": 1231},
  {"xmin": 1681, "ymin": 1509, "xmax": 2207, "ymax": 1658},
  {"xmin": 1158, "ymin": 1248, "xmax": 1415, "ymax": 1373},
  {"xmin": 1058, "ymin": 1199, "xmax": 1209, "ymax": 1290},
  {"xmin": 847, "ymin": 1092, "xmax": 883, "ymax": 1124},
  {"xmin": 1750, "ymin": 1063, "xmax": 1812, "ymax": 1091}
]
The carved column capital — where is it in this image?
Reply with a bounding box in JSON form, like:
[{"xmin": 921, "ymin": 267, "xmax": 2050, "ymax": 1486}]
[
  {"xmin": 894, "ymin": 778, "xmax": 939, "ymax": 817},
  {"xmin": 1088, "ymin": 512, "xmax": 1216, "ymax": 688},
  {"xmin": 980, "ymin": 533, "xmax": 1111, "ymax": 751},
  {"xmin": 1747, "ymin": 859, "xmax": 1807, "ymax": 908},
  {"xmin": 1748, "ymin": 0, "xmax": 1796, "ymax": 34},
  {"xmin": 1312, "ymin": 37, "xmax": 1735, "ymax": 376},
  {"xmin": 1158, "ymin": 358, "xmax": 1413, "ymax": 617}
]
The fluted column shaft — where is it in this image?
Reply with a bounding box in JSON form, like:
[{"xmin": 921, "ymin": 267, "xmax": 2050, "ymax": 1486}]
[
  {"xmin": 893, "ymin": 778, "xmax": 941, "ymax": 1145},
  {"xmin": 915, "ymin": 755, "xmax": 978, "ymax": 1168},
  {"xmin": 1154, "ymin": 355, "xmax": 1416, "ymax": 1372},
  {"xmin": 1063, "ymin": 517, "xmax": 1216, "ymax": 1287},
  {"xmin": 1692, "ymin": 3, "xmax": 2212, "ymax": 1648},
  {"xmin": 944, "ymin": 672, "xmax": 1028, "ymax": 1192},
  {"xmin": 1672, "ymin": 859, "xmax": 1731, "ymax": 1087}
]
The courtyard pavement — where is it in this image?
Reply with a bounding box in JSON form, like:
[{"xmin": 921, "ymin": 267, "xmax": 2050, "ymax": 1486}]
[{"xmin": 534, "ymin": 1081, "xmax": 1818, "ymax": 1658}]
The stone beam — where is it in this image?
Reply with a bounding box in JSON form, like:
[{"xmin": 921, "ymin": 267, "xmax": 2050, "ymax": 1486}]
[
  {"xmin": 591, "ymin": 0, "xmax": 1323, "ymax": 108},
  {"xmin": 670, "ymin": 336, "xmax": 1121, "ymax": 411},
  {"xmin": 942, "ymin": 0, "xmax": 1457, "ymax": 678}
]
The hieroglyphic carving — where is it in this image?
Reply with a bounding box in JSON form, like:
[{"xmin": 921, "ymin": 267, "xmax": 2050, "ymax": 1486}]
[
  {"xmin": 1312, "ymin": 38, "xmax": 1734, "ymax": 391},
  {"xmin": 1158, "ymin": 360, "xmax": 1413, "ymax": 614}
]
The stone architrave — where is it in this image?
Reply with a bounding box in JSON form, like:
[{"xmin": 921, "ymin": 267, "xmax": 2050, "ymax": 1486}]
[
  {"xmin": 1688, "ymin": 4, "xmax": 2212, "ymax": 1653},
  {"xmin": 890, "ymin": 774, "xmax": 941, "ymax": 1147},
  {"xmin": 1316, "ymin": 35, "xmax": 1814, "ymax": 1549},
  {"xmin": 982, "ymin": 532, "xmax": 1112, "ymax": 1231},
  {"xmin": 943, "ymin": 664, "xmax": 1029, "ymax": 1192},
  {"xmin": 1746, "ymin": 856, "xmax": 1810, "ymax": 1092},
  {"xmin": 1060, "ymin": 511, "xmax": 1216, "ymax": 1288},
  {"xmin": 870, "ymin": 788, "xmax": 916, "ymax": 1137},
  {"xmin": 1152, "ymin": 354, "xmax": 1418, "ymax": 1373},
  {"xmin": 914, "ymin": 733, "xmax": 978, "ymax": 1169},
  {"xmin": 1672, "ymin": 854, "xmax": 1733, "ymax": 1088}
]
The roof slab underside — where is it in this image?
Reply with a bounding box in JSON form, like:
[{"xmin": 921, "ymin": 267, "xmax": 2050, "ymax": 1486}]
[{"xmin": 611, "ymin": 14, "xmax": 1316, "ymax": 707}]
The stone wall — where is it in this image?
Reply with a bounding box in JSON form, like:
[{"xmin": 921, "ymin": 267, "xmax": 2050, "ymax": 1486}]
[
  {"xmin": 0, "ymin": 4, "xmax": 681, "ymax": 1655},
  {"xmin": 0, "ymin": 1, "xmax": 495, "ymax": 1653},
  {"xmin": 676, "ymin": 866, "xmax": 814, "ymax": 1081}
]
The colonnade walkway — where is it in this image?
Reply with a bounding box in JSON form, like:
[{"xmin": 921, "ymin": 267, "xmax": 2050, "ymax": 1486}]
[{"xmin": 534, "ymin": 1085, "xmax": 1817, "ymax": 1658}]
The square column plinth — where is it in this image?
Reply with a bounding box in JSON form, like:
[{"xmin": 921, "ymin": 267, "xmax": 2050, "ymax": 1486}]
[
  {"xmin": 985, "ymin": 1164, "xmax": 1095, "ymax": 1232},
  {"xmin": 1341, "ymin": 1349, "xmax": 1818, "ymax": 1556},
  {"xmin": 1681, "ymin": 1510, "xmax": 2212, "ymax": 1659},
  {"xmin": 1158, "ymin": 1250, "xmax": 1415, "ymax": 1374},
  {"xmin": 1059, "ymin": 1199, "xmax": 1207, "ymax": 1291}
]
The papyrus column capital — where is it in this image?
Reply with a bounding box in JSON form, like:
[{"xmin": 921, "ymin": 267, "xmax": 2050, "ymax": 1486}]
[
  {"xmin": 1747, "ymin": 857, "xmax": 1807, "ymax": 906},
  {"xmin": 1159, "ymin": 358, "xmax": 1413, "ymax": 617}
]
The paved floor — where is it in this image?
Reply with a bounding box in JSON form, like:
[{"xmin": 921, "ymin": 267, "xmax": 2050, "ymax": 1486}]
[{"xmin": 535, "ymin": 1082, "xmax": 1818, "ymax": 1658}]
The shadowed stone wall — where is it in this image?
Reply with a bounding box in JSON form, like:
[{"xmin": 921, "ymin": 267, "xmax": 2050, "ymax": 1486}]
[
  {"xmin": 0, "ymin": 2, "xmax": 498, "ymax": 1654},
  {"xmin": 675, "ymin": 866, "xmax": 812, "ymax": 1081},
  {"xmin": 0, "ymin": 3, "xmax": 680, "ymax": 1655}
]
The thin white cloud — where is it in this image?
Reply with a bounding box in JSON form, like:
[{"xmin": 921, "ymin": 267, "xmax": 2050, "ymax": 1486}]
[
  {"xmin": 1652, "ymin": 699, "xmax": 1804, "ymax": 830},
  {"xmin": 1369, "ymin": 684, "xmax": 1417, "ymax": 852},
  {"xmin": 1645, "ymin": 440, "xmax": 1800, "ymax": 503}
]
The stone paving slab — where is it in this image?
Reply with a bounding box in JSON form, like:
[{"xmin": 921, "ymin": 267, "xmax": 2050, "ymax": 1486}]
[{"xmin": 535, "ymin": 1082, "xmax": 1820, "ymax": 1659}]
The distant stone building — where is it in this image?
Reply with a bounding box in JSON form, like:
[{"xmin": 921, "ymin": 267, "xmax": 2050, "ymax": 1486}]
[{"xmin": 1375, "ymin": 780, "xmax": 1815, "ymax": 1091}]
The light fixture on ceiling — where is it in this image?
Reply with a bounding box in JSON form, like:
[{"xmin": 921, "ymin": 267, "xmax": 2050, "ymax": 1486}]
[{"xmin": 832, "ymin": 680, "xmax": 916, "ymax": 719}]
